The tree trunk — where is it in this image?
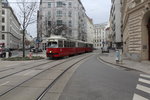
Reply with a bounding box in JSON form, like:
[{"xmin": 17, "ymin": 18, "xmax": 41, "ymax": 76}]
[{"xmin": 23, "ymin": 29, "xmax": 25, "ymax": 57}]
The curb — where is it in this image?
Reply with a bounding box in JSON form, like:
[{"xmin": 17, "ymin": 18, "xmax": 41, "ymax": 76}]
[{"xmin": 98, "ymin": 56, "xmax": 146, "ymax": 74}]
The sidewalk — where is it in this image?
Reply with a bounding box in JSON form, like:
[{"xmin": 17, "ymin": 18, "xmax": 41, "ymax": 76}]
[
  {"xmin": 0, "ymin": 51, "xmax": 47, "ymax": 68},
  {"xmin": 32, "ymin": 50, "xmax": 47, "ymax": 58},
  {"xmin": 99, "ymin": 51, "xmax": 150, "ymax": 74}
]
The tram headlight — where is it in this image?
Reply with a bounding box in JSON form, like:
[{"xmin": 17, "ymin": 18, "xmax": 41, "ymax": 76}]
[{"xmin": 50, "ymin": 51, "xmax": 52, "ymax": 53}]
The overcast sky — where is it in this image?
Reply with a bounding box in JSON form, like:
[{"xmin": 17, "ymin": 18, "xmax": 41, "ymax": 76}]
[
  {"xmin": 81, "ymin": 0, "xmax": 111, "ymax": 24},
  {"xmin": 8, "ymin": 0, "xmax": 111, "ymax": 37}
]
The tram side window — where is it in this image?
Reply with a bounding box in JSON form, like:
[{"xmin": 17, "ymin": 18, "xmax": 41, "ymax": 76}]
[
  {"xmin": 79, "ymin": 43, "xmax": 85, "ymax": 47},
  {"xmin": 78, "ymin": 42, "xmax": 83, "ymax": 47},
  {"xmin": 64, "ymin": 41, "xmax": 69, "ymax": 48},
  {"xmin": 70, "ymin": 42, "xmax": 75, "ymax": 47},
  {"xmin": 58, "ymin": 40, "xmax": 63, "ymax": 48}
]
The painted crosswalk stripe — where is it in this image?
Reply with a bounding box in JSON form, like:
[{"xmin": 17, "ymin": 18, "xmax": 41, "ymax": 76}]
[
  {"xmin": 136, "ymin": 84, "xmax": 150, "ymax": 94},
  {"xmin": 139, "ymin": 78, "xmax": 150, "ymax": 85},
  {"xmin": 133, "ymin": 93, "xmax": 149, "ymax": 100},
  {"xmin": 140, "ymin": 74, "xmax": 150, "ymax": 79}
]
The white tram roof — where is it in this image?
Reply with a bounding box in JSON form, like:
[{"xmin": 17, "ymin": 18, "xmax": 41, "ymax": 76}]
[{"xmin": 47, "ymin": 36, "xmax": 67, "ymax": 41}]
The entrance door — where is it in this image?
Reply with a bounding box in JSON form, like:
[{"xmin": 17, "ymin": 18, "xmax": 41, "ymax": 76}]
[{"xmin": 147, "ymin": 18, "xmax": 150, "ymax": 60}]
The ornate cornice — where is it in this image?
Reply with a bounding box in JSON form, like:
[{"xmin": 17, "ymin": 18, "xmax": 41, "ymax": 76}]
[{"xmin": 122, "ymin": 0, "xmax": 150, "ymax": 32}]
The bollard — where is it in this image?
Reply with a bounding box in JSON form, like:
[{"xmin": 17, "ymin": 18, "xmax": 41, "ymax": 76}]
[
  {"xmin": 29, "ymin": 52, "xmax": 32, "ymax": 59},
  {"xmin": 119, "ymin": 49, "xmax": 123, "ymax": 64},
  {"xmin": 6, "ymin": 52, "xmax": 9, "ymax": 58}
]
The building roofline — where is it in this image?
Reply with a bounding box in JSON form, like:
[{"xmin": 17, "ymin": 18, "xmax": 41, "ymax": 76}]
[{"xmin": 2, "ymin": 6, "xmax": 21, "ymax": 26}]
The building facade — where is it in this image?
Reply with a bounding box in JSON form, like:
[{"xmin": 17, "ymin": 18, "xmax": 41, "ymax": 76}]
[
  {"xmin": 122, "ymin": 0, "xmax": 150, "ymax": 61},
  {"xmin": 110, "ymin": 0, "xmax": 123, "ymax": 49},
  {"xmin": 0, "ymin": 0, "xmax": 21, "ymax": 49},
  {"xmin": 93, "ymin": 23, "xmax": 107, "ymax": 49},
  {"xmin": 86, "ymin": 15, "xmax": 94, "ymax": 43},
  {"xmin": 0, "ymin": 0, "xmax": 2, "ymax": 41},
  {"xmin": 38, "ymin": 0, "xmax": 87, "ymax": 50},
  {"xmin": 105, "ymin": 23, "xmax": 112, "ymax": 48}
]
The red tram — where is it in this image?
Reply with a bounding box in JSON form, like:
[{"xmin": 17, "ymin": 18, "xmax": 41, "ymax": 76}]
[{"xmin": 46, "ymin": 36, "xmax": 93, "ymax": 58}]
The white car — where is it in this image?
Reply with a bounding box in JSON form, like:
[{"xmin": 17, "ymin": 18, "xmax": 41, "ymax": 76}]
[{"xmin": 102, "ymin": 46, "xmax": 109, "ymax": 53}]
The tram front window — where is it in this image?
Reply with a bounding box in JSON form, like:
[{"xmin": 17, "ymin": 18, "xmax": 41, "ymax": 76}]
[{"xmin": 47, "ymin": 42, "xmax": 58, "ymax": 48}]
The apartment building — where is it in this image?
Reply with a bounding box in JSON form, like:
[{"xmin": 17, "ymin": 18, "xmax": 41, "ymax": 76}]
[
  {"xmin": 37, "ymin": 0, "xmax": 87, "ymax": 49},
  {"xmin": 122, "ymin": 0, "xmax": 150, "ymax": 61},
  {"xmin": 110, "ymin": 0, "xmax": 123, "ymax": 49},
  {"xmin": 0, "ymin": 0, "xmax": 21, "ymax": 49},
  {"xmin": 93, "ymin": 23, "xmax": 107, "ymax": 49},
  {"xmin": 86, "ymin": 15, "xmax": 94, "ymax": 43},
  {"xmin": 105, "ymin": 23, "xmax": 112, "ymax": 48}
]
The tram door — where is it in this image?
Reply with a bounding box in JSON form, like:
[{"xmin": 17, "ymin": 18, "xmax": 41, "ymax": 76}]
[{"xmin": 148, "ymin": 18, "xmax": 150, "ymax": 60}]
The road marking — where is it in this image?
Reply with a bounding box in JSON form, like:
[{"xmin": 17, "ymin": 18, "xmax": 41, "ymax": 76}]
[
  {"xmin": 0, "ymin": 81, "xmax": 10, "ymax": 86},
  {"xmin": 136, "ymin": 84, "xmax": 150, "ymax": 94},
  {"xmin": 132, "ymin": 93, "xmax": 149, "ymax": 100},
  {"xmin": 140, "ymin": 74, "xmax": 150, "ymax": 79},
  {"xmin": 139, "ymin": 78, "xmax": 150, "ymax": 85}
]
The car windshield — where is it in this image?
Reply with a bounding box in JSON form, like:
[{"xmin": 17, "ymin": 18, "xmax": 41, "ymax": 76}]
[{"xmin": 47, "ymin": 42, "xmax": 58, "ymax": 48}]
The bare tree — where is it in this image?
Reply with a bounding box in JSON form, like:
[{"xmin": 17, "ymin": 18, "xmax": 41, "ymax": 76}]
[
  {"xmin": 43, "ymin": 17, "xmax": 67, "ymax": 37},
  {"xmin": 17, "ymin": 0, "xmax": 37, "ymax": 57}
]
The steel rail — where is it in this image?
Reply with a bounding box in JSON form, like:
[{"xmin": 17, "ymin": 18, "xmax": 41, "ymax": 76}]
[
  {"xmin": 36, "ymin": 55, "xmax": 92, "ymax": 100},
  {"xmin": 0, "ymin": 53, "xmax": 91, "ymax": 97},
  {"xmin": 0, "ymin": 60, "xmax": 53, "ymax": 79},
  {"xmin": 0, "ymin": 60, "xmax": 46, "ymax": 73}
]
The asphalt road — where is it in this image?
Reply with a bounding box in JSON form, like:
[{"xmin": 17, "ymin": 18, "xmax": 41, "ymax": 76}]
[{"xmin": 59, "ymin": 55, "xmax": 150, "ymax": 100}]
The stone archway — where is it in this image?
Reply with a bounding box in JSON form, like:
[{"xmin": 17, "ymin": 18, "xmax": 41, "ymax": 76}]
[{"xmin": 141, "ymin": 11, "xmax": 150, "ymax": 60}]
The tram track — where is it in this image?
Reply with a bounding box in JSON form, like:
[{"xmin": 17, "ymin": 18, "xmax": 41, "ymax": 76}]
[
  {"xmin": 0, "ymin": 53, "xmax": 92, "ymax": 98},
  {"xmin": 36, "ymin": 54, "xmax": 92, "ymax": 100},
  {"xmin": 0, "ymin": 59, "xmax": 48, "ymax": 73},
  {"xmin": 0, "ymin": 60, "xmax": 53, "ymax": 80}
]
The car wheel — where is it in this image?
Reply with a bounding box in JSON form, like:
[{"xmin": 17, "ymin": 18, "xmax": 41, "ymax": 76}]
[{"xmin": 2, "ymin": 53, "xmax": 5, "ymax": 58}]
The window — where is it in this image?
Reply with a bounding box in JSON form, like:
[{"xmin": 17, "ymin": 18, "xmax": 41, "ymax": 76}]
[
  {"xmin": 68, "ymin": 2, "xmax": 72, "ymax": 7},
  {"xmin": 58, "ymin": 40, "xmax": 63, "ymax": 47},
  {"xmin": 57, "ymin": 1, "xmax": 63, "ymax": 7},
  {"xmin": 2, "ymin": 18, "xmax": 5, "ymax": 23},
  {"xmin": 69, "ymin": 30, "xmax": 72, "ymax": 35},
  {"xmin": 2, "ymin": 34, "xmax": 5, "ymax": 40},
  {"xmin": 57, "ymin": 10, "xmax": 63, "ymax": 17},
  {"xmin": 69, "ymin": 20, "xmax": 72, "ymax": 27},
  {"xmin": 48, "ymin": 11, "xmax": 51, "ymax": 18},
  {"xmin": 48, "ymin": 2, "xmax": 51, "ymax": 8},
  {"xmin": 47, "ymin": 42, "xmax": 58, "ymax": 48},
  {"xmin": 2, "ymin": 26, "xmax": 5, "ymax": 31},
  {"xmin": 48, "ymin": 21, "xmax": 51, "ymax": 26},
  {"xmin": 68, "ymin": 11, "xmax": 72, "ymax": 17},
  {"xmin": 2, "ymin": 10, "xmax": 5, "ymax": 14},
  {"xmin": 57, "ymin": 20, "xmax": 63, "ymax": 26}
]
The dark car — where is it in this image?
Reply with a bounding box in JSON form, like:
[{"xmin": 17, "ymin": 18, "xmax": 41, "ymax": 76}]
[{"xmin": 0, "ymin": 48, "xmax": 12, "ymax": 58}]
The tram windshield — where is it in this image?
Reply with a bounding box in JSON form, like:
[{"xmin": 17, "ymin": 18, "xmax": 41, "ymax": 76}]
[{"xmin": 47, "ymin": 42, "xmax": 58, "ymax": 48}]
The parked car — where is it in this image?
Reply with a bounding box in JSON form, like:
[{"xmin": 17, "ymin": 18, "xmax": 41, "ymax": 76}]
[
  {"xmin": 102, "ymin": 46, "xmax": 109, "ymax": 53},
  {"xmin": 0, "ymin": 48, "xmax": 12, "ymax": 58},
  {"xmin": 31, "ymin": 48, "xmax": 43, "ymax": 53}
]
